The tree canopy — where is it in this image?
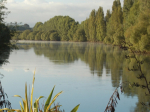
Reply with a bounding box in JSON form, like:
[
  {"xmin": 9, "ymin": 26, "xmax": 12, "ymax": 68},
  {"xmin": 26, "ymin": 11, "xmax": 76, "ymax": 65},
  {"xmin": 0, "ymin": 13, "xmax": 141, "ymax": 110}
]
[{"xmin": 14, "ymin": 0, "xmax": 150, "ymax": 51}]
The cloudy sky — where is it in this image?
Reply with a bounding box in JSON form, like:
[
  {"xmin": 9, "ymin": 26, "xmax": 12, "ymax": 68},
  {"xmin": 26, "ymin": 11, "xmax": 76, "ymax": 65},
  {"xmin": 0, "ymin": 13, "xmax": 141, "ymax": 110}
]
[{"xmin": 5, "ymin": 0, "xmax": 124, "ymax": 27}]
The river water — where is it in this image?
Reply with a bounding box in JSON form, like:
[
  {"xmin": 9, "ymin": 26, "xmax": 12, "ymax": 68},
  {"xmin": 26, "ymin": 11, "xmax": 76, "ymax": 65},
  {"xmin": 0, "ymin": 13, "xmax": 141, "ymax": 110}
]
[{"xmin": 1, "ymin": 41, "xmax": 150, "ymax": 112}]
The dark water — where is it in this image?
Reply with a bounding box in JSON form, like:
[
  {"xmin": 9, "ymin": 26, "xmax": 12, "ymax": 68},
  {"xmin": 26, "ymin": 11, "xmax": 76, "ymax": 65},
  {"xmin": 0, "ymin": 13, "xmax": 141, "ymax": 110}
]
[{"xmin": 0, "ymin": 41, "xmax": 150, "ymax": 112}]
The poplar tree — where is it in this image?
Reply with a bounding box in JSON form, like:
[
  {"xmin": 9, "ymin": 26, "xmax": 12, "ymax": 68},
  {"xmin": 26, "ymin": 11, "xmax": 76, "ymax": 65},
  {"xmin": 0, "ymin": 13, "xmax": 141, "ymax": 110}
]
[
  {"xmin": 96, "ymin": 7, "xmax": 106, "ymax": 41},
  {"xmin": 123, "ymin": 0, "xmax": 134, "ymax": 30},
  {"xmin": 105, "ymin": 10, "xmax": 111, "ymax": 25},
  {"xmin": 84, "ymin": 19, "xmax": 90, "ymax": 41},
  {"xmin": 105, "ymin": 0, "xmax": 124, "ymax": 45},
  {"xmin": 124, "ymin": 0, "xmax": 140, "ymax": 43},
  {"xmin": 88, "ymin": 9, "xmax": 96, "ymax": 42},
  {"xmin": 20, "ymin": 30, "xmax": 31, "ymax": 40}
]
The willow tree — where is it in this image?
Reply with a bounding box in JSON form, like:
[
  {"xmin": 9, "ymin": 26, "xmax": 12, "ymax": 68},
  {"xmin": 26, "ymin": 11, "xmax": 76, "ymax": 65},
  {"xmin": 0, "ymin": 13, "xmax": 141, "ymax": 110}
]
[
  {"xmin": 41, "ymin": 31, "xmax": 51, "ymax": 41},
  {"xmin": 50, "ymin": 32, "xmax": 60, "ymax": 41},
  {"xmin": 26, "ymin": 31, "xmax": 38, "ymax": 40},
  {"xmin": 67, "ymin": 22, "xmax": 78, "ymax": 41},
  {"xmin": 35, "ymin": 31, "xmax": 43, "ymax": 40},
  {"xmin": 96, "ymin": 7, "xmax": 106, "ymax": 41},
  {"xmin": 20, "ymin": 30, "xmax": 31, "ymax": 40},
  {"xmin": 33, "ymin": 22, "xmax": 43, "ymax": 31},
  {"xmin": 73, "ymin": 28, "xmax": 87, "ymax": 42}
]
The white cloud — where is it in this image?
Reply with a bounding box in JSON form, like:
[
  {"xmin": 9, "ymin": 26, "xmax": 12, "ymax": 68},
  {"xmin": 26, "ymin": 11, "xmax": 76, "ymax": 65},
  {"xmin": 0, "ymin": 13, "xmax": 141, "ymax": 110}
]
[{"xmin": 4, "ymin": 0, "xmax": 123, "ymax": 27}]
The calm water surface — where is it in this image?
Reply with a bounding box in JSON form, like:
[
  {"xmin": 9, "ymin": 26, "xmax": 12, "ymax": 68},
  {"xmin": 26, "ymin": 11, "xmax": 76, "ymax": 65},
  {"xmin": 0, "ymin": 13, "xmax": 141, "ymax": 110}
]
[{"xmin": 1, "ymin": 41, "xmax": 149, "ymax": 112}]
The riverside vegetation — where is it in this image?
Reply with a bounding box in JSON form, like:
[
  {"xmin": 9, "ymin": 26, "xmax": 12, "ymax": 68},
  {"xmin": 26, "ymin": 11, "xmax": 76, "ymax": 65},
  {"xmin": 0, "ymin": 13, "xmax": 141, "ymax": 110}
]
[{"xmin": 12, "ymin": 0, "xmax": 150, "ymax": 53}]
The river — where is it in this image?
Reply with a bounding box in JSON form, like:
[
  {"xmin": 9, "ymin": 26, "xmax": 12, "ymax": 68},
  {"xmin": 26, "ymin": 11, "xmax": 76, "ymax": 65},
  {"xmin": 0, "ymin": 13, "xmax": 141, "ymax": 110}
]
[{"xmin": 1, "ymin": 41, "xmax": 149, "ymax": 112}]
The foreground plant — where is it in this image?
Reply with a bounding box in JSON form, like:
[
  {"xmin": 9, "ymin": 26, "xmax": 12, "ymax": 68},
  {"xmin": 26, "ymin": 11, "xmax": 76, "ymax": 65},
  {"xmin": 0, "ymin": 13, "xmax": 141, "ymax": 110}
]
[{"xmin": 0, "ymin": 71, "xmax": 80, "ymax": 112}]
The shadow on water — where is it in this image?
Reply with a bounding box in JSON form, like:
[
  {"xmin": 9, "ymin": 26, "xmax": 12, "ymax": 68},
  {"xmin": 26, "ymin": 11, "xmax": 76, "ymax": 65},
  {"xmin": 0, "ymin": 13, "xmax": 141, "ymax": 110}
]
[
  {"xmin": 17, "ymin": 41, "xmax": 150, "ymax": 112},
  {"xmin": 0, "ymin": 44, "xmax": 12, "ymax": 110}
]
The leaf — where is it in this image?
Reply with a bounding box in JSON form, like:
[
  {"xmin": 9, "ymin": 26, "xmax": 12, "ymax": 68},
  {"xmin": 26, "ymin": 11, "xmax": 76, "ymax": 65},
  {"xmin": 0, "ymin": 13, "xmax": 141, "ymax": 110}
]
[
  {"xmin": 25, "ymin": 83, "xmax": 28, "ymax": 112},
  {"xmin": 71, "ymin": 104, "xmax": 80, "ymax": 112},
  {"xmin": 19, "ymin": 102, "xmax": 24, "ymax": 112},
  {"xmin": 44, "ymin": 86, "xmax": 55, "ymax": 111},
  {"xmin": 0, "ymin": 108, "xmax": 21, "ymax": 112},
  {"xmin": 14, "ymin": 95, "xmax": 26, "ymax": 108},
  {"xmin": 46, "ymin": 91, "xmax": 63, "ymax": 112},
  {"xmin": 34, "ymin": 96, "xmax": 44, "ymax": 112},
  {"xmin": 30, "ymin": 70, "xmax": 35, "ymax": 112}
]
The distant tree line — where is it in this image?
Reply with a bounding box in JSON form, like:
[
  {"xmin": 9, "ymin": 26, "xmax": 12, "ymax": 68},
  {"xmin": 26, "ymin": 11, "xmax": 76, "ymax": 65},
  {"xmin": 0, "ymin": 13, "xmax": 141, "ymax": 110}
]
[
  {"xmin": 12, "ymin": 0, "xmax": 150, "ymax": 51},
  {"xmin": 7, "ymin": 23, "xmax": 32, "ymax": 31}
]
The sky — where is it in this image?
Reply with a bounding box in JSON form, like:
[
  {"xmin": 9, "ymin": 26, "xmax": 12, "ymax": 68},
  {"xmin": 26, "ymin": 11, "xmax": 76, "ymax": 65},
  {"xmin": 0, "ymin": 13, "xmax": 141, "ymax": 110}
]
[{"xmin": 4, "ymin": 0, "xmax": 124, "ymax": 27}]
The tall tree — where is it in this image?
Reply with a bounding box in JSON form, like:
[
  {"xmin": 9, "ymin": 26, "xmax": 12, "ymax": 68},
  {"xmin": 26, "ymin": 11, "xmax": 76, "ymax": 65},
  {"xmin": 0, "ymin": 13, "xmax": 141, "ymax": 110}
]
[
  {"xmin": 105, "ymin": 10, "xmax": 111, "ymax": 25},
  {"xmin": 84, "ymin": 19, "xmax": 90, "ymax": 41},
  {"xmin": 123, "ymin": 0, "xmax": 134, "ymax": 22},
  {"xmin": 105, "ymin": 0, "xmax": 124, "ymax": 45},
  {"xmin": 123, "ymin": 0, "xmax": 134, "ymax": 30},
  {"xmin": 88, "ymin": 9, "xmax": 97, "ymax": 42},
  {"xmin": 96, "ymin": 7, "xmax": 106, "ymax": 41},
  {"xmin": 124, "ymin": 0, "xmax": 140, "ymax": 43}
]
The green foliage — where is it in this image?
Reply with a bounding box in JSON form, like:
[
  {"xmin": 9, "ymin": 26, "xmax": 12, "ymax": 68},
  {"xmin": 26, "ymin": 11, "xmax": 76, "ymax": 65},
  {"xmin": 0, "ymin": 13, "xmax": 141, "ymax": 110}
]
[
  {"xmin": 41, "ymin": 16, "xmax": 79, "ymax": 41},
  {"xmin": 71, "ymin": 104, "xmax": 80, "ymax": 112},
  {"xmin": 123, "ymin": 0, "xmax": 140, "ymax": 31},
  {"xmin": 83, "ymin": 19, "xmax": 90, "ymax": 41},
  {"xmin": 73, "ymin": 28, "xmax": 87, "ymax": 42},
  {"xmin": 20, "ymin": 30, "xmax": 31, "ymax": 40},
  {"xmin": 7, "ymin": 0, "xmax": 150, "ymax": 52},
  {"xmin": 88, "ymin": 9, "xmax": 96, "ymax": 42},
  {"xmin": 125, "ymin": 8, "xmax": 150, "ymax": 51},
  {"xmin": 41, "ymin": 31, "xmax": 51, "ymax": 41},
  {"xmin": 50, "ymin": 32, "xmax": 60, "ymax": 41},
  {"xmin": 96, "ymin": 7, "xmax": 106, "ymax": 41},
  {"xmin": 105, "ymin": 10, "xmax": 111, "ymax": 25},
  {"xmin": 27, "ymin": 31, "xmax": 38, "ymax": 40},
  {"xmin": 33, "ymin": 22, "xmax": 43, "ymax": 31},
  {"xmin": 105, "ymin": 0, "xmax": 124, "ymax": 45},
  {"xmin": 35, "ymin": 31, "xmax": 43, "ymax": 40},
  {"xmin": 67, "ymin": 22, "xmax": 78, "ymax": 41},
  {"xmin": 123, "ymin": 0, "xmax": 134, "ymax": 24}
]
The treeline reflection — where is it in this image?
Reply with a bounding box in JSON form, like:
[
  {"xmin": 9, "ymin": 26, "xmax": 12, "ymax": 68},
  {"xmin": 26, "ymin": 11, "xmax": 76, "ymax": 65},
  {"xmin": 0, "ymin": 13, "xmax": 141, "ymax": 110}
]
[
  {"xmin": 17, "ymin": 42, "xmax": 150, "ymax": 112},
  {"xmin": 0, "ymin": 45, "xmax": 12, "ymax": 110}
]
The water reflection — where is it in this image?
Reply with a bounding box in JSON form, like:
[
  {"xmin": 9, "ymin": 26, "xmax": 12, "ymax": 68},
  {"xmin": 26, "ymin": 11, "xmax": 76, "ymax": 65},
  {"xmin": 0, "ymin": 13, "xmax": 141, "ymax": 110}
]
[
  {"xmin": 16, "ymin": 41, "xmax": 150, "ymax": 112},
  {"xmin": 0, "ymin": 46, "xmax": 12, "ymax": 110}
]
